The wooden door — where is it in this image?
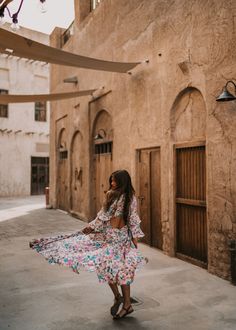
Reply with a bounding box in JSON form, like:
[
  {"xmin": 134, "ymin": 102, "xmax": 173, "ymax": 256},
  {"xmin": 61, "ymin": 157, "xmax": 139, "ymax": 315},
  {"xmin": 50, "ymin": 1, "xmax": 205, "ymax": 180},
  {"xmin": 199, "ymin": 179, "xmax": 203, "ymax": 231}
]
[
  {"xmin": 31, "ymin": 157, "xmax": 49, "ymax": 195},
  {"xmin": 71, "ymin": 132, "xmax": 83, "ymax": 214},
  {"xmin": 138, "ymin": 148, "xmax": 162, "ymax": 249},
  {"xmin": 176, "ymin": 145, "xmax": 207, "ymax": 267},
  {"xmin": 93, "ymin": 142, "xmax": 112, "ymax": 214},
  {"xmin": 58, "ymin": 150, "xmax": 68, "ymax": 211}
]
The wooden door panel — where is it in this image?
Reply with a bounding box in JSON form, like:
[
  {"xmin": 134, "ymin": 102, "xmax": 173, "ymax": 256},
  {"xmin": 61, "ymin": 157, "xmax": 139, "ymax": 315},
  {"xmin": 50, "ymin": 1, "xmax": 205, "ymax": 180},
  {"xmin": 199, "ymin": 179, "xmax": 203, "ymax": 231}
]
[
  {"xmin": 176, "ymin": 147, "xmax": 205, "ymax": 201},
  {"xmin": 177, "ymin": 204, "xmax": 207, "ymax": 262},
  {"xmin": 31, "ymin": 165, "xmax": 38, "ymax": 195},
  {"xmin": 57, "ymin": 127, "xmax": 68, "ymax": 211},
  {"xmin": 99, "ymin": 154, "xmax": 108, "ymax": 208},
  {"xmin": 94, "ymin": 152, "xmax": 112, "ymax": 214},
  {"xmin": 138, "ymin": 150, "xmax": 151, "ymax": 245},
  {"xmin": 176, "ymin": 146, "xmax": 207, "ymax": 266},
  {"xmin": 95, "ymin": 154, "xmax": 100, "ymax": 212},
  {"xmin": 150, "ymin": 149, "xmax": 162, "ymax": 249},
  {"xmin": 71, "ymin": 133, "xmax": 83, "ymax": 214},
  {"xmin": 31, "ymin": 157, "xmax": 49, "ymax": 195},
  {"xmin": 38, "ymin": 165, "xmax": 46, "ymax": 194},
  {"xmin": 58, "ymin": 158, "xmax": 68, "ymax": 210},
  {"xmin": 138, "ymin": 148, "xmax": 162, "ymax": 248}
]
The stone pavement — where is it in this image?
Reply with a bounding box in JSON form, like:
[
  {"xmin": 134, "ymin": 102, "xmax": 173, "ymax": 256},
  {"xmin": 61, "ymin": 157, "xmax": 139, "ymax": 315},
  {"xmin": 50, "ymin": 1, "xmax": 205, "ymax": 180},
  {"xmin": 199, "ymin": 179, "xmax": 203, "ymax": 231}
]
[{"xmin": 0, "ymin": 196, "xmax": 236, "ymax": 330}]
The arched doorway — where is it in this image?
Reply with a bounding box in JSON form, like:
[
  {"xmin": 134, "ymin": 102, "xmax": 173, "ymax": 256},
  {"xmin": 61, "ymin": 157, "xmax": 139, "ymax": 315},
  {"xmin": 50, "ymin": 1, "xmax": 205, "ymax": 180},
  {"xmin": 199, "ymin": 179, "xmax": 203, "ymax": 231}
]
[
  {"xmin": 57, "ymin": 128, "xmax": 68, "ymax": 211},
  {"xmin": 171, "ymin": 87, "xmax": 207, "ymax": 267},
  {"xmin": 92, "ymin": 110, "xmax": 113, "ymax": 216},
  {"xmin": 70, "ymin": 131, "xmax": 84, "ymax": 215}
]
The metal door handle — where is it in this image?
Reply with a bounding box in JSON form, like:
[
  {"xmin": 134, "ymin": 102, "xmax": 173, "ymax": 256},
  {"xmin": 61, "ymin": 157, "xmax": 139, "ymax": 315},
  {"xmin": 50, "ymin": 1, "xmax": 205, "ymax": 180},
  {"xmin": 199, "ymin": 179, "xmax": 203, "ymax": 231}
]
[{"xmin": 138, "ymin": 196, "xmax": 145, "ymax": 205}]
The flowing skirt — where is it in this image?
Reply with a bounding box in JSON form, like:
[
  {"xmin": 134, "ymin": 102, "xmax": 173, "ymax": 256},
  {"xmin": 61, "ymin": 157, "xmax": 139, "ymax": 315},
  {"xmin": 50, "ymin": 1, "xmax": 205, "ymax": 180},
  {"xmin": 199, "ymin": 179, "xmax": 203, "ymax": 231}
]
[{"xmin": 29, "ymin": 227, "xmax": 146, "ymax": 285}]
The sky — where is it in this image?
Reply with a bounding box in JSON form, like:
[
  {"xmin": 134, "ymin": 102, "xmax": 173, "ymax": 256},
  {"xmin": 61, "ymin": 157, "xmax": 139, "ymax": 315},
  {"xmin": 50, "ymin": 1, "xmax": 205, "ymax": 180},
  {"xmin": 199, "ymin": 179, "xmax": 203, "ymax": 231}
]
[{"xmin": 4, "ymin": 0, "xmax": 75, "ymax": 34}]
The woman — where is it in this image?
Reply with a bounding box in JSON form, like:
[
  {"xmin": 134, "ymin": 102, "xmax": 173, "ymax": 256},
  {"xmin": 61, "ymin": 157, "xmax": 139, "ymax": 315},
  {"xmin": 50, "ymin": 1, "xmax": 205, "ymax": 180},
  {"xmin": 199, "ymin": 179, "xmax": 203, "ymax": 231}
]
[{"xmin": 30, "ymin": 170, "xmax": 145, "ymax": 319}]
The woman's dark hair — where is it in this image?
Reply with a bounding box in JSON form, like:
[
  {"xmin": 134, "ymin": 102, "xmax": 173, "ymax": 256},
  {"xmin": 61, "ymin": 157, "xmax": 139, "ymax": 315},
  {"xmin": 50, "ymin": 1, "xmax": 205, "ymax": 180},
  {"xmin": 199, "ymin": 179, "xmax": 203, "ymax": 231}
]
[{"xmin": 104, "ymin": 169, "xmax": 135, "ymax": 223}]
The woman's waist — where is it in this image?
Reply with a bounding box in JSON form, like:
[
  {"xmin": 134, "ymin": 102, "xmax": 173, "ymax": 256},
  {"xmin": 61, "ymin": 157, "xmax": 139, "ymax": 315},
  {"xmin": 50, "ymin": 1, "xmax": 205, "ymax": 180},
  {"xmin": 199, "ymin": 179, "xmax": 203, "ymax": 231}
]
[
  {"xmin": 108, "ymin": 225, "xmax": 128, "ymax": 234},
  {"xmin": 105, "ymin": 226, "xmax": 130, "ymax": 241}
]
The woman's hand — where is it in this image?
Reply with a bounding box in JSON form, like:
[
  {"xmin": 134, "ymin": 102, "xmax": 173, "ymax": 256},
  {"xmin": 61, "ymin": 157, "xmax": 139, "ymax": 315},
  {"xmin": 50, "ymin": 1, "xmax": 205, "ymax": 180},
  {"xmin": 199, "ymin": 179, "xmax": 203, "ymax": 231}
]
[
  {"xmin": 82, "ymin": 226, "xmax": 93, "ymax": 235},
  {"xmin": 132, "ymin": 237, "xmax": 138, "ymax": 248}
]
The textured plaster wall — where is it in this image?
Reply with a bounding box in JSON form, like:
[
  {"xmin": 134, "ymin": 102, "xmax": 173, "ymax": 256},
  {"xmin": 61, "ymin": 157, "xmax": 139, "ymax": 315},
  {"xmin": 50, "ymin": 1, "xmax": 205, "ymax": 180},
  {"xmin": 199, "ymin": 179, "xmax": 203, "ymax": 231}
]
[
  {"xmin": 50, "ymin": 0, "xmax": 236, "ymax": 280},
  {"xmin": 0, "ymin": 26, "xmax": 50, "ymax": 196},
  {"xmin": 0, "ymin": 134, "xmax": 49, "ymax": 196}
]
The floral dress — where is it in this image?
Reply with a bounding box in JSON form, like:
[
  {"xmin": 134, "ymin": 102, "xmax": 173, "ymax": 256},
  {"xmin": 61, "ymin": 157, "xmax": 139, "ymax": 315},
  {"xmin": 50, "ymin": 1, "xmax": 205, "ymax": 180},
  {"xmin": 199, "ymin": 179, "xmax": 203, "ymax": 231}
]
[{"xmin": 30, "ymin": 194, "xmax": 146, "ymax": 285}]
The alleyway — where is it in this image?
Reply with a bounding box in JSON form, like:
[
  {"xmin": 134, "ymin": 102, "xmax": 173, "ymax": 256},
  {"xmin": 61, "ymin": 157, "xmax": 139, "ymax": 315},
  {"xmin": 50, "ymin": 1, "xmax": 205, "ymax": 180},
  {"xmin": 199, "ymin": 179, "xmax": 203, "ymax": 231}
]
[{"xmin": 0, "ymin": 196, "xmax": 236, "ymax": 330}]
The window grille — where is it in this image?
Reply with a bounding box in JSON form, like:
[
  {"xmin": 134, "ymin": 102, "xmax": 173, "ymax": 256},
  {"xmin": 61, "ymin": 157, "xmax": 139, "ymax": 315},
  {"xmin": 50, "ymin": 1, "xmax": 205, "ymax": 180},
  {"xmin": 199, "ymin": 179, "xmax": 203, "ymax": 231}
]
[
  {"xmin": 95, "ymin": 142, "xmax": 112, "ymax": 155},
  {"xmin": 59, "ymin": 150, "xmax": 68, "ymax": 159},
  {"xmin": 32, "ymin": 157, "xmax": 49, "ymax": 164},
  {"xmin": 0, "ymin": 89, "xmax": 8, "ymax": 118},
  {"xmin": 35, "ymin": 101, "xmax": 47, "ymax": 122}
]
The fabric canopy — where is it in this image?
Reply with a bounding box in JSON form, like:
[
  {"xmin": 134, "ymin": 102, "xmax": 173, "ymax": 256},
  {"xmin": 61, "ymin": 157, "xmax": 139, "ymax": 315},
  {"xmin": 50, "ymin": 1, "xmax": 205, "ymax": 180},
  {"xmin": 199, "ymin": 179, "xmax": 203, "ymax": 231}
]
[
  {"xmin": 0, "ymin": 28, "xmax": 140, "ymax": 73},
  {"xmin": 0, "ymin": 89, "xmax": 96, "ymax": 104}
]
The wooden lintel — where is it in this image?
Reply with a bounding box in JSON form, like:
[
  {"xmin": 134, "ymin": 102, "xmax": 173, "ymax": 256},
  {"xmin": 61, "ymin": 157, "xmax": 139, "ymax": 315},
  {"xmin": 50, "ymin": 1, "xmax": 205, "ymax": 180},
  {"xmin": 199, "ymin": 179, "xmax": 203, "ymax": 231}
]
[{"xmin": 174, "ymin": 140, "xmax": 206, "ymax": 149}]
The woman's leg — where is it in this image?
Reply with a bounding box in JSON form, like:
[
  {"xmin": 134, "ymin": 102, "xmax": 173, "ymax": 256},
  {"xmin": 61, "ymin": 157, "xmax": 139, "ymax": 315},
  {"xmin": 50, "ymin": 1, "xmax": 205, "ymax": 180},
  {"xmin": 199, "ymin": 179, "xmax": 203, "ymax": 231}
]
[
  {"xmin": 113, "ymin": 284, "xmax": 133, "ymax": 318},
  {"xmin": 109, "ymin": 282, "xmax": 123, "ymax": 316},
  {"xmin": 120, "ymin": 284, "xmax": 131, "ymax": 308},
  {"xmin": 109, "ymin": 282, "xmax": 121, "ymax": 298}
]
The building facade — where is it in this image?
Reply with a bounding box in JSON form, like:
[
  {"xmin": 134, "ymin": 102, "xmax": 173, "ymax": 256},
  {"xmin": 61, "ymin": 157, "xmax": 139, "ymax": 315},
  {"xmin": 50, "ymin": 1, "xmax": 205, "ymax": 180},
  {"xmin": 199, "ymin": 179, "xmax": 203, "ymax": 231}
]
[
  {"xmin": 49, "ymin": 0, "xmax": 236, "ymax": 281},
  {"xmin": 0, "ymin": 25, "xmax": 50, "ymax": 196}
]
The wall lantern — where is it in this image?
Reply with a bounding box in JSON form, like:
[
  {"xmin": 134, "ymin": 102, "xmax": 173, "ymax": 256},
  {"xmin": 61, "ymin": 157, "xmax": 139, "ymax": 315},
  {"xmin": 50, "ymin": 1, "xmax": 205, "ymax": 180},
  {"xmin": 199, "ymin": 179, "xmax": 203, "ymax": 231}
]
[
  {"xmin": 0, "ymin": 0, "xmax": 47, "ymax": 30},
  {"xmin": 216, "ymin": 80, "xmax": 236, "ymax": 102},
  {"xmin": 94, "ymin": 128, "xmax": 106, "ymax": 140}
]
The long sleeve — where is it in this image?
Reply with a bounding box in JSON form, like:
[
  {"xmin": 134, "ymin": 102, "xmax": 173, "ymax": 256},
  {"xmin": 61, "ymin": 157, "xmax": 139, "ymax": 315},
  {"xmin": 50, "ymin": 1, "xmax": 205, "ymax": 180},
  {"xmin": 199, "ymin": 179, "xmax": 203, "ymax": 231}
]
[
  {"xmin": 88, "ymin": 215, "xmax": 104, "ymax": 231},
  {"xmin": 129, "ymin": 196, "xmax": 145, "ymax": 238}
]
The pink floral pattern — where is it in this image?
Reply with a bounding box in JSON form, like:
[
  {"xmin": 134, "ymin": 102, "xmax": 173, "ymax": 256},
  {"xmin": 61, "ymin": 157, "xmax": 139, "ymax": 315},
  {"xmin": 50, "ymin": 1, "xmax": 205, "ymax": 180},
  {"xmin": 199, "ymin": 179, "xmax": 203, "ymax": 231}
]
[{"xmin": 30, "ymin": 195, "xmax": 146, "ymax": 285}]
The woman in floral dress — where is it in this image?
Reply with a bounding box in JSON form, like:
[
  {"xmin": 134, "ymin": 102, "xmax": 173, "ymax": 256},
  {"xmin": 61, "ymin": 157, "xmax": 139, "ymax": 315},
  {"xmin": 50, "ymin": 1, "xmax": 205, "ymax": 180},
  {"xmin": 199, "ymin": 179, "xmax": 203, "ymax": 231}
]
[{"xmin": 30, "ymin": 170, "xmax": 146, "ymax": 319}]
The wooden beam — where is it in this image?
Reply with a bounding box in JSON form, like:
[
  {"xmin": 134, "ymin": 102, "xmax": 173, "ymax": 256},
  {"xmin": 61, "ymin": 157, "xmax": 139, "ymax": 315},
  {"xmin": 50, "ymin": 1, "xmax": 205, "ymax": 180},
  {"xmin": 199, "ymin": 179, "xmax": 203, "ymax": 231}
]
[
  {"xmin": 176, "ymin": 197, "xmax": 206, "ymax": 207},
  {"xmin": 175, "ymin": 140, "xmax": 206, "ymax": 149}
]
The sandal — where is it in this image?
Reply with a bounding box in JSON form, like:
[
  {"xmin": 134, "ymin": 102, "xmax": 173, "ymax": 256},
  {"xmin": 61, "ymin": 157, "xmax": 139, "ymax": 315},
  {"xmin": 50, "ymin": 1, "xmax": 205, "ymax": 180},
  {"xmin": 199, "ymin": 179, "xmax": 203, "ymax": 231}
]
[
  {"xmin": 113, "ymin": 305, "xmax": 134, "ymax": 319},
  {"xmin": 110, "ymin": 294, "xmax": 123, "ymax": 316}
]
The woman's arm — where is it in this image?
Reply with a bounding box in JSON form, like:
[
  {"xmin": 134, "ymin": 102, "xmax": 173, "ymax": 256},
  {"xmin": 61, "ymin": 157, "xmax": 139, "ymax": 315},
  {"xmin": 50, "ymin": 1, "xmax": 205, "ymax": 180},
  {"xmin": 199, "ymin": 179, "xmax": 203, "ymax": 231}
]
[
  {"xmin": 129, "ymin": 196, "xmax": 145, "ymax": 240},
  {"xmin": 132, "ymin": 237, "xmax": 138, "ymax": 248},
  {"xmin": 82, "ymin": 212, "xmax": 104, "ymax": 235},
  {"xmin": 82, "ymin": 226, "xmax": 94, "ymax": 235}
]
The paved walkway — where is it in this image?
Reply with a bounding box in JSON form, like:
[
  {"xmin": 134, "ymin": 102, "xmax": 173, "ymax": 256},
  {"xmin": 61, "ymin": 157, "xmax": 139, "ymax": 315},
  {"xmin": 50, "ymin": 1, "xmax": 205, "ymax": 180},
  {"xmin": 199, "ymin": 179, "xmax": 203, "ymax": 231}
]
[{"xmin": 0, "ymin": 196, "xmax": 236, "ymax": 330}]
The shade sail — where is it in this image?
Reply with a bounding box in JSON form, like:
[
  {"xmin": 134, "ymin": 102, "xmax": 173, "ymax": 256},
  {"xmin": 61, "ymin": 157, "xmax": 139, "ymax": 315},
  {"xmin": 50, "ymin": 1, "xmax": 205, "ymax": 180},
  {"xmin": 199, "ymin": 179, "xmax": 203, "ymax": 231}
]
[
  {"xmin": 0, "ymin": 90, "xmax": 96, "ymax": 104},
  {"xmin": 0, "ymin": 28, "xmax": 140, "ymax": 73}
]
